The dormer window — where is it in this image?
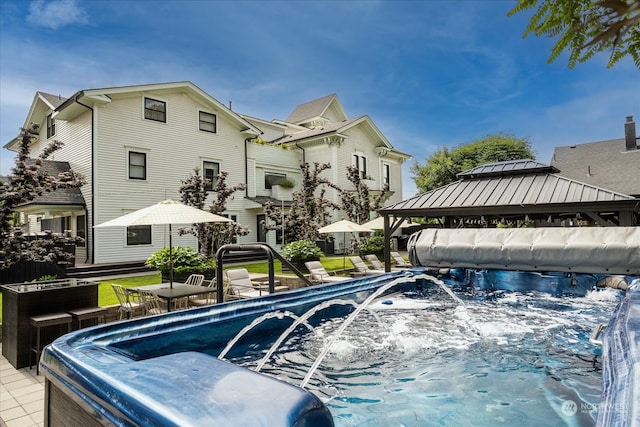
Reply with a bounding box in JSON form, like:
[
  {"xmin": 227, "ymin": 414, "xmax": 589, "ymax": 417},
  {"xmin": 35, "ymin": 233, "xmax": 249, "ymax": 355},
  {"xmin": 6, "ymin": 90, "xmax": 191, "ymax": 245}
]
[
  {"xmin": 144, "ymin": 97, "xmax": 166, "ymax": 122},
  {"xmin": 46, "ymin": 114, "xmax": 55, "ymax": 138}
]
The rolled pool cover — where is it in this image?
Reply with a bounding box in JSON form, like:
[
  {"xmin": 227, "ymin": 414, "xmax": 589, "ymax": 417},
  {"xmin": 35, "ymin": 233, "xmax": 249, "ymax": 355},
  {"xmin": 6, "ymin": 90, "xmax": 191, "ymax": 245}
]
[{"xmin": 408, "ymin": 227, "xmax": 640, "ymax": 275}]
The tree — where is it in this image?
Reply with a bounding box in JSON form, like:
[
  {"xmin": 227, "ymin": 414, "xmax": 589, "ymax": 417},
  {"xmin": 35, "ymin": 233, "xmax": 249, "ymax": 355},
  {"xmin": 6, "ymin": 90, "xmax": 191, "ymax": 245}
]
[
  {"xmin": 509, "ymin": 0, "xmax": 640, "ymax": 68},
  {"xmin": 178, "ymin": 168, "xmax": 249, "ymax": 257},
  {"xmin": 0, "ymin": 126, "xmax": 85, "ymax": 270},
  {"xmin": 411, "ymin": 133, "xmax": 535, "ymax": 193},
  {"xmin": 339, "ymin": 166, "xmax": 389, "ymax": 223},
  {"xmin": 263, "ymin": 162, "xmax": 341, "ymax": 243}
]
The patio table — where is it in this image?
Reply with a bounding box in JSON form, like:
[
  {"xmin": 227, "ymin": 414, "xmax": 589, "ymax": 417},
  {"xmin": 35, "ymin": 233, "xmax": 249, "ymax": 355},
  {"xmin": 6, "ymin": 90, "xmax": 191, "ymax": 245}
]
[{"xmin": 127, "ymin": 283, "xmax": 214, "ymax": 312}]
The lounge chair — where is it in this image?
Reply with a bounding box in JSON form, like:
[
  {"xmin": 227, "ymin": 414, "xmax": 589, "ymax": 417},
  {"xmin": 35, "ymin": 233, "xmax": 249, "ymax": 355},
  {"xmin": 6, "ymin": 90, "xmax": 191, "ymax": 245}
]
[
  {"xmin": 111, "ymin": 283, "xmax": 145, "ymax": 319},
  {"xmin": 304, "ymin": 261, "xmax": 347, "ymax": 283},
  {"xmin": 390, "ymin": 251, "xmax": 412, "ymax": 268},
  {"xmin": 349, "ymin": 256, "xmax": 385, "ymax": 276},
  {"xmin": 364, "ymin": 254, "xmax": 386, "ymax": 270},
  {"xmin": 225, "ymin": 268, "xmax": 265, "ymax": 300},
  {"xmin": 365, "ymin": 254, "xmax": 403, "ymax": 271}
]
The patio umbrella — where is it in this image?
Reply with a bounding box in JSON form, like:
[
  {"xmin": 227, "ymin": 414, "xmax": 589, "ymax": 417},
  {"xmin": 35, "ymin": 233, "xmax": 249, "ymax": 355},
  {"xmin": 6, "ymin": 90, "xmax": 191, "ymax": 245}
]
[
  {"xmin": 318, "ymin": 219, "xmax": 372, "ymax": 271},
  {"xmin": 361, "ymin": 216, "xmax": 413, "ymax": 231},
  {"xmin": 95, "ymin": 199, "xmax": 232, "ymax": 288}
]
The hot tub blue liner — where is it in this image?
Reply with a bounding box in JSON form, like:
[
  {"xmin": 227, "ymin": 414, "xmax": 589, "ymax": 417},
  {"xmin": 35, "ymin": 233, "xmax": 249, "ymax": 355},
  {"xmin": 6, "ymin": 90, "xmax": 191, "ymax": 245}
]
[{"xmin": 597, "ymin": 281, "xmax": 640, "ymax": 426}]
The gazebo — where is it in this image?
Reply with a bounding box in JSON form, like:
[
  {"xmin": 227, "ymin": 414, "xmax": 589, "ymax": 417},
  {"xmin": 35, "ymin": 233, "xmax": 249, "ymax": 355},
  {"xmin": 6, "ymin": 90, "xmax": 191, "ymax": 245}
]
[{"xmin": 377, "ymin": 159, "xmax": 640, "ymax": 271}]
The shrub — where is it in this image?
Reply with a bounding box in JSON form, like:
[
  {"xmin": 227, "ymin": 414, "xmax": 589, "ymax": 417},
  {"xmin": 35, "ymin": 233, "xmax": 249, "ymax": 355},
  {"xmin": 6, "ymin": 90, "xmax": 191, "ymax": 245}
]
[
  {"xmin": 274, "ymin": 177, "xmax": 295, "ymax": 189},
  {"xmin": 359, "ymin": 233, "xmax": 384, "ymax": 255},
  {"xmin": 145, "ymin": 246, "xmax": 215, "ymax": 275},
  {"xmin": 283, "ymin": 240, "xmax": 323, "ymax": 262}
]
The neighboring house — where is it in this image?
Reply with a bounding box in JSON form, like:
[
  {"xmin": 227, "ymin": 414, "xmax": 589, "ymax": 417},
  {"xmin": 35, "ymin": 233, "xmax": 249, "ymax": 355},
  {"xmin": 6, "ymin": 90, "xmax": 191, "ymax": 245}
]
[
  {"xmin": 551, "ymin": 116, "xmax": 640, "ymax": 198},
  {"xmin": 4, "ymin": 83, "xmax": 410, "ymax": 264}
]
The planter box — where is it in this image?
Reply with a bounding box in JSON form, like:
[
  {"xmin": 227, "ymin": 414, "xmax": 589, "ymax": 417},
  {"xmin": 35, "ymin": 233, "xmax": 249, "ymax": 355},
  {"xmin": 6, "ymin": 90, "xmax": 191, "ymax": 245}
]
[
  {"xmin": 272, "ymin": 184, "xmax": 293, "ymax": 201},
  {"xmin": 1, "ymin": 279, "xmax": 98, "ymax": 369}
]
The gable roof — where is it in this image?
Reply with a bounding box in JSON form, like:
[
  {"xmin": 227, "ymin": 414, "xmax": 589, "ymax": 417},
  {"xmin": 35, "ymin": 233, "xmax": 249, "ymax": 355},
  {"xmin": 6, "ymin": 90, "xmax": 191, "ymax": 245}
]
[
  {"xmin": 3, "ymin": 92, "xmax": 70, "ymax": 150},
  {"xmin": 274, "ymin": 115, "xmax": 411, "ymax": 161},
  {"xmin": 57, "ymin": 81, "xmax": 260, "ymax": 133},
  {"xmin": 5, "ymin": 82, "xmax": 262, "ymax": 152},
  {"xmin": 15, "ymin": 160, "xmax": 86, "ymax": 213},
  {"xmin": 275, "ymin": 116, "xmax": 363, "ymax": 144},
  {"xmin": 286, "ymin": 93, "xmax": 346, "ymax": 125},
  {"xmin": 380, "ymin": 159, "xmax": 639, "ymax": 219},
  {"xmin": 551, "ymin": 138, "xmax": 640, "ymax": 197},
  {"xmin": 38, "ymin": 91, "xmax": 68, "ymax": 109}
]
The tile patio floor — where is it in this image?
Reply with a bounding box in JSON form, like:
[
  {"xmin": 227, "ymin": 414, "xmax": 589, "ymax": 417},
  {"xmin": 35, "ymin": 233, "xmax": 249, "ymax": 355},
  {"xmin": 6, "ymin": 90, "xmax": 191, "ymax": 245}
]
[{"xmin": 0, "ymin": 344, "xmax": 45, "ymax": 427}]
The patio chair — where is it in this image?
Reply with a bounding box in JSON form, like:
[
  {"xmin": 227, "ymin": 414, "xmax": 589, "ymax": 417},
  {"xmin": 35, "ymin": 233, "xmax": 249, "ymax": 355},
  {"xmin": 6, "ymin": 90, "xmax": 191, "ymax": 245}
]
[
  {"xmin": 184, "ymin": 274, "xmax": 205, "ymax": 286},
  {"xmin": 188, "ymin": 278, "xmax": 217, "ymax": 307},
  {"xmin": 390, "ymin": 251, "xmax": 412, "ymax": 268},
  {"xmin": 172, "ymin": 273, "xmax": 206, "ymax": 308},
  {"xmin": 364, "ymin": 254, "xmax": 386, "ymax": 270},
  {"xmin": 111, "ymin": 283, "xmax": 145, "ymax": 320},
  {"xmin": 225, "ymin": 268, "xmax": 264, "ymax": 300},
  {"xmin": 349, "ymin": 256, "xmax": 385, "ymax": 276},
  {"xmin": 304, "ymin": 261, "xmax": 347, "ymax": 283},
  {"xmin": 139, "ymin": 289, "xmax": 168, "ymax": 316}
]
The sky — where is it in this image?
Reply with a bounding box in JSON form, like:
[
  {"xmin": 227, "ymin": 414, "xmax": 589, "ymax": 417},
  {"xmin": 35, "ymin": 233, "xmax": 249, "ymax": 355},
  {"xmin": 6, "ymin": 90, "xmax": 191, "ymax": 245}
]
[{"xmin": 1, "ymin": 0, "xmax": 638, "ymax": 199}]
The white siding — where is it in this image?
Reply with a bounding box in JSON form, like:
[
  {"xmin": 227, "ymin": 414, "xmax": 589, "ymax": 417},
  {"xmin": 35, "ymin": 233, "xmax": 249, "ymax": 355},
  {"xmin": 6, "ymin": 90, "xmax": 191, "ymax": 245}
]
[
  {"xmin": 248, "ymin": 143, "xmax": 302, "ymax": 197},
  {"xmin": 92, "ymin": 91, "xmax": 249, "ymax": 263}
]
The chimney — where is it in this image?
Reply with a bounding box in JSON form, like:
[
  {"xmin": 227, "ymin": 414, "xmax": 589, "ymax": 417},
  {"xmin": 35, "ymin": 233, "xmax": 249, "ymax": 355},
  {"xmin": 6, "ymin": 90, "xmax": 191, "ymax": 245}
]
[{"xmin": 624, "ymin": 116, "xmax": 637, "ymax": 151}]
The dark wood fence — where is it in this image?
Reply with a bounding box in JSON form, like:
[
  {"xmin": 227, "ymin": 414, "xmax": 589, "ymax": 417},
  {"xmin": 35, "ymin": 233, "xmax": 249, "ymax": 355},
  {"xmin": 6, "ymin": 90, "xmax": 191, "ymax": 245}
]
[{"xmin": 0, "ymin": 261, "xmax": 66, "ymax": 285}]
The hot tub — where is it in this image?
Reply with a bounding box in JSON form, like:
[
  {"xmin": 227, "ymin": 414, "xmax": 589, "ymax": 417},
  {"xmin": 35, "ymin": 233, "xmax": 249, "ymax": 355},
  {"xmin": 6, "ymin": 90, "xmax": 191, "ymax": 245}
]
[{"xmin": 40, "ymin": 269, "xmax": 638, "ymax": 426}]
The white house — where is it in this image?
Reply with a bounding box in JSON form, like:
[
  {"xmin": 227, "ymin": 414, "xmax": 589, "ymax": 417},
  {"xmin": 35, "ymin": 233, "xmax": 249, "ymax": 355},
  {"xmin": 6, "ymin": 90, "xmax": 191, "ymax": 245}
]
[{"xmin": 5, "ymin": 82, "xmax": 410, "ymax": 264}]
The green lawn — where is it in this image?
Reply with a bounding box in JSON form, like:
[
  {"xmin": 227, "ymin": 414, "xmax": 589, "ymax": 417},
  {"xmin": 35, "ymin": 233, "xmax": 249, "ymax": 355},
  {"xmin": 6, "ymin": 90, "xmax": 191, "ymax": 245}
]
[{"xmin": 0, "ymin": 257, "xmax": 350, "ymax": 322}]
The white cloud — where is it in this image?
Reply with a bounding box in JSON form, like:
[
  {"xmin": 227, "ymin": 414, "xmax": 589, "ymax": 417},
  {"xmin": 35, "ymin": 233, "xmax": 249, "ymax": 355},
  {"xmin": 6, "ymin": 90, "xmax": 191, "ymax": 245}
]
[{"xmin": 27, "ymin": 0, "xmax": 88, "ymax": 30}]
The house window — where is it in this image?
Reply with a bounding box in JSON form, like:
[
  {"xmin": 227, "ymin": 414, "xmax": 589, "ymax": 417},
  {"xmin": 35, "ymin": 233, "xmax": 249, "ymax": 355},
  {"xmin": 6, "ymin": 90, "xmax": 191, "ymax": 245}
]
[
  {"xmin": 383, "ymin": 163, "xmax": 390, "ymax": 186},
  {"xmin": 199, "ymin": 111, "xmax": 217, "ymax": 133},
  {"xmin": 203, "ymin": 161, "xmax": 220, "ymax": 191},
  {"xmin": 352, "ymin": 154, "xmax": 368, "ymax": 179},
  {"xmin": 46, "ymin": 114, "xmax": 55, "ymax": 138},
  {"xmin": 129, "ymin": 151, "xmax": 147, "ymax": 180},
  {"xmin": 224, "ymin": 214, "xmax": 238, "ymax": 244},
  {"xmin": 144, "ymin": 97, "xmax": 166, "ymax": 122},
  {"xmin": 127, "ymin": 225, "xmax": 151, "ymax": 245},
  {"xmin": 265, "ymin": 173, "xmax": 286, "ymax": 189}
]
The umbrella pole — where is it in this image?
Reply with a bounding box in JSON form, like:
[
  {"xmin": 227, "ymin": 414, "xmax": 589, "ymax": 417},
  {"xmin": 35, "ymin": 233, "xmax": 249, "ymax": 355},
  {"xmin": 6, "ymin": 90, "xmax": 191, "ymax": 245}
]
[
  {"xmin": 343, "ymin": 232, "xmax": 346, "ymax": 271},
  {"xmin": 169, "ymin": 224, "xmax": 173, "ymax": 289}
]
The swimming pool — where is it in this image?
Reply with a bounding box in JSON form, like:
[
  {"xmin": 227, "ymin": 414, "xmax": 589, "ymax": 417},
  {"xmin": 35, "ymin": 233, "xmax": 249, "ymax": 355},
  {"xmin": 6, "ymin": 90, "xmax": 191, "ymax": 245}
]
[
  {"xmin": 40, "ymin": 268, "xmax": 638, "ymax": 426},
  {"xmin": 214, "ymin": 275, "xmax": 622, "ymax": 426}
]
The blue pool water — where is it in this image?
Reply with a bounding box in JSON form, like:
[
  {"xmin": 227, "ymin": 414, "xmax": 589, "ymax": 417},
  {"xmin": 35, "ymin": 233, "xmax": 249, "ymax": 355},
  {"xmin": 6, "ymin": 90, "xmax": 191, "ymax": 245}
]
[{"xmin": 219, "ymin": 282, "xmax": 623, "ymax": 426}]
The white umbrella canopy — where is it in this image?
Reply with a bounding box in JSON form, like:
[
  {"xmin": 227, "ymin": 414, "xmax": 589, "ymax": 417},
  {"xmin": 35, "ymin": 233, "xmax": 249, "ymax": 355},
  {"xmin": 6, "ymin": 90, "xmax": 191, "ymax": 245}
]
[
  {"xmin": 319, "ymin": 219, "xmax": 372, "ymax": 270},
  {"xmin": 361, "ymin": 216, "xmax": 413, "ymax": 230},
  {"xmin": 94, "ymin": 199, "xmax": 232, "ymax": 227},
  {"xmin": 95, "ymin": 200, "xmax": 232, "ymax": 287},
  {"xmin": 318, "ymin": 219, "xmax": 372, "ymax": 234}
]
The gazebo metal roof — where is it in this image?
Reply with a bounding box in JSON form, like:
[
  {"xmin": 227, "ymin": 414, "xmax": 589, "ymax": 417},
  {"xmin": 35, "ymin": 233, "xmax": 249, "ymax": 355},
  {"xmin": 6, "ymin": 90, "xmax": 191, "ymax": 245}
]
[{"xmin": 379, "ymin": 159, "xmax": 639, "ymax": 223}]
